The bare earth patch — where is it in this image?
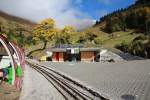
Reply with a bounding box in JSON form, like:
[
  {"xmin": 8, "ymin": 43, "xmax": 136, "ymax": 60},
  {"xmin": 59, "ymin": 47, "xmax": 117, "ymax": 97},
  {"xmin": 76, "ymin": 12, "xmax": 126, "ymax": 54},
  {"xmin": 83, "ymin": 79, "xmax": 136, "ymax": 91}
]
[{"xmin": 0, "ymin": 82, "xmax": 20, "ymax": 100}]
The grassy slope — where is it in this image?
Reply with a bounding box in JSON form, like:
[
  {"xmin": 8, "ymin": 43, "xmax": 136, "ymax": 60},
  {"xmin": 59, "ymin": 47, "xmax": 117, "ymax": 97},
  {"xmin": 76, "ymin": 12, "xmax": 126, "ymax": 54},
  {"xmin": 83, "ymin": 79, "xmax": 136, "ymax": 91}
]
[
  {"xmin": 88, "ymin": 0, "xmax": 149, "ymax": 53},
  {"xmin": 25, "ymin": 42, "xmax": 53, "ymax": 58},
  {"xmin": 0, "ymin": 11, "xmax": 35, "ymax": 27},
  {"xmin": 85, "ymin": 26, "xmax": 141, "ymax": 53},
  {"xmin": 0, "ymin": 11, "xmax": 35, "ymax": 37}
]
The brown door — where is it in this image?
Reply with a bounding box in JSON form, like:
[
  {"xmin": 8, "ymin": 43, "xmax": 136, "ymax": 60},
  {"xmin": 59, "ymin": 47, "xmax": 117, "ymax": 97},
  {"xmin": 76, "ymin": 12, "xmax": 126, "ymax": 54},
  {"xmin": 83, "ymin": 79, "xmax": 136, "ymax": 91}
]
[{"xmin": 56, "ymin": 52, "xmax": 59, "ymax": 61}]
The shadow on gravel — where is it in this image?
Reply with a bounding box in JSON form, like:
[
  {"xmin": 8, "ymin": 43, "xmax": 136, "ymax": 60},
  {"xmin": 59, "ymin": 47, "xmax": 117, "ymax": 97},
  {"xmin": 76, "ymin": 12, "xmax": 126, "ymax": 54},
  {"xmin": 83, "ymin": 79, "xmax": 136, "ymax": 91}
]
[
  {"xmin": 121, "ymin": 94, "xmax": 135, "ymax": 100},
  {"xmin": 117, "ymin": 52, "xmax": 144, "ymax": 61}
]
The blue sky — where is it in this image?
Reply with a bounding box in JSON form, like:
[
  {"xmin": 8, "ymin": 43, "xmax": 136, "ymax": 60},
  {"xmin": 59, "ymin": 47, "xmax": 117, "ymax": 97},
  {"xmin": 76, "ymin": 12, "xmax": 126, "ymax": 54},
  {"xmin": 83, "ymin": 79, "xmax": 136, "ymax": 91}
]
[
  {"xmin": 72, "ymin": 0, "xmax": 135, "ymax": 20},
  {"xmin": 0, "ymin": 0, "xmax": 135, "ymax": 29}
]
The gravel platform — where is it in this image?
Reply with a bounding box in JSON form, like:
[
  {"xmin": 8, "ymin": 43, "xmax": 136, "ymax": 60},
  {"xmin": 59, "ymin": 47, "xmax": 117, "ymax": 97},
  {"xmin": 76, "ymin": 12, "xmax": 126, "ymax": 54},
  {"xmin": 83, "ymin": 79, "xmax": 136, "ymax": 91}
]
[
  {"xmin": 40, "ymin": 60, "xmax": 150, "ymax": 100},
  {"xmin": 19, "ymin": 65, "xmax": 65, "ymax": 100}
]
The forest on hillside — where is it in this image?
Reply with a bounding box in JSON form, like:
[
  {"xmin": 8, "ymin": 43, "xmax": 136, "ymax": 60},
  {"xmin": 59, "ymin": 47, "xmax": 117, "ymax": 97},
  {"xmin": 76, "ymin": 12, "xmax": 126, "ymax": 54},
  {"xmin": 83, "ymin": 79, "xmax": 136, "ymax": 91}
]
[
  {"xmin": 94, "ymin": 0, "xmax": 150, "ymax": 58},
  {"xmin": 96, "ymin": 0, "xmax": 150, "ymax": 33}
]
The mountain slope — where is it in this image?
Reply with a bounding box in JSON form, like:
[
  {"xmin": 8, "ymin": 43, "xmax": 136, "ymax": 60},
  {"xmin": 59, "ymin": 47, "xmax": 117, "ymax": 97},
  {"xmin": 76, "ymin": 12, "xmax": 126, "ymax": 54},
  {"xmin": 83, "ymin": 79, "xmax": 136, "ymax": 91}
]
[
  {"xmin": 82, "ymin": 0, "xmax": 150, "ymax": 56},
  {"xmin": 0, "ymin": 11, "xmax": 36, "ymax": 35},
  {"xmin": 0, "ymin": 11, "xmax": 36, "ymax": 47},
  {"xmin": 85, "ymin": 0, "xmax": 150, "ymax": 58},
  {"xmin": 0, "ymin": 11, "xmax": 36, "ymax": 27}
]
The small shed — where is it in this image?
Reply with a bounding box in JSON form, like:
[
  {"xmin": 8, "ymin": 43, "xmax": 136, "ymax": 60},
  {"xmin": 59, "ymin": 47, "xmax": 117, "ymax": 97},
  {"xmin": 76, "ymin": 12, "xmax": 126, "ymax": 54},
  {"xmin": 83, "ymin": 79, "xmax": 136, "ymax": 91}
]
[{"xmin": 47, "ymin": 47, "xmax": 101, "ymax": 62}]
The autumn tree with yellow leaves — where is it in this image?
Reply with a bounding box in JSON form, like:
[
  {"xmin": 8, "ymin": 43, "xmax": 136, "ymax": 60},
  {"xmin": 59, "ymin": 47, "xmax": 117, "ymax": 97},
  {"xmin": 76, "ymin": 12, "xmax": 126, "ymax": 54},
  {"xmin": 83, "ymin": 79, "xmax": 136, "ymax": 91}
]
[
  {"xmin": 33, "ymin": 18, "xmax": 58, "ymax": 49},
  {"xmin": 51, "ymin": 26, "xmax": 77, "ymax": 45},
  {"xmin": 61, "ymin": 26, "xmax": 76, "ymax": 44}
]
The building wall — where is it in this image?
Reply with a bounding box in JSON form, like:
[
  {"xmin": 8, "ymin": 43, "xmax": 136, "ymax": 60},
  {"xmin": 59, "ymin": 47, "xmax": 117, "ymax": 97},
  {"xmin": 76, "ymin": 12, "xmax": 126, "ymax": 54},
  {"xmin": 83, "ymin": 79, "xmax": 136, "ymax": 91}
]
[
  {"xmin": 52, "ymin": 52, "xmax": 56, "ymax": 61},
  {"xmin": 59, "ymin": 52, "xmax": 64, "ymax": 62},
  {"xmin": 81, "ymin": 51, "xmax": 94, "ymax": 62},
  {"xmin": 52, "ymin": 52, "xmax": 64, "ymax": 62},
  {"xmin": 52, "ymin": 51, "xmax": 96, "ymax": 62}
]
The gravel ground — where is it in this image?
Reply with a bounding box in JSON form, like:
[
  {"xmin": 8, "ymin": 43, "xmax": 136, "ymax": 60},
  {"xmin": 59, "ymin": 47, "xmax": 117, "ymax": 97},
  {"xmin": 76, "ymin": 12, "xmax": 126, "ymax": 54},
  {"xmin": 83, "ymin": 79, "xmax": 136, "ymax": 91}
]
[
  {"xmin": 40, "ymin": 60, "xmax": 150, "ymax": 100},
  {"xmin": 19, "ymin": 65, "xmax": 65, "ymax": 100}
]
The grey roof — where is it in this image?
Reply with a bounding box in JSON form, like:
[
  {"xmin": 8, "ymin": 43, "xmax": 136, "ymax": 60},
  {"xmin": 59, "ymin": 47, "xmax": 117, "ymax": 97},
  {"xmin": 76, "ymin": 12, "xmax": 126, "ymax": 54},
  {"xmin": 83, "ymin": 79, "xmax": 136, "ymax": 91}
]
[
  {"xmin": 80, "ymin": 48, "xmax": 101, "ymax": 52},
  {"xmin": 49, "ymin": 47, "xmax": 101, "ymax": 52},
  {"xmin": 51, "ymin": 48, "xmax": 66, "ymax": 52}
]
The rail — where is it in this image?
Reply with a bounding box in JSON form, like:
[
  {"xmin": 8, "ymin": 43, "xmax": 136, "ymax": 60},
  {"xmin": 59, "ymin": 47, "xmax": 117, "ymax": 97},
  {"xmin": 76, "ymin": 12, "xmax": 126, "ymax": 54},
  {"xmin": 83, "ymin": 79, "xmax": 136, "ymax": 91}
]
[{"xmin": 26, "ymin": 60, "xmax": 109, "ymax": 100}]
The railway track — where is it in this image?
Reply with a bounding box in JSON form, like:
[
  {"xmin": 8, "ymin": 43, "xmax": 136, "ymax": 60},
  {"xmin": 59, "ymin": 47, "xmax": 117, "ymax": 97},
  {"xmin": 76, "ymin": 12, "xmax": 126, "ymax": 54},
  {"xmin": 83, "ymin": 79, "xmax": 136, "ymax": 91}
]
[{"xmin": 26, "ymin": 60, "xmax": 109, "ymax": 100}]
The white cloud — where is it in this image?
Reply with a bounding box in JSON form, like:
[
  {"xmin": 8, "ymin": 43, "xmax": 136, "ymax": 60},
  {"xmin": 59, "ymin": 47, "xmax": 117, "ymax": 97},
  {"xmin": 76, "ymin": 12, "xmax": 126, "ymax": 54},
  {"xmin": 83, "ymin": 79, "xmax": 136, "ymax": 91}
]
[{"xmin": 0, "ymin": 0, "xmax": 94, "ymax": 30}]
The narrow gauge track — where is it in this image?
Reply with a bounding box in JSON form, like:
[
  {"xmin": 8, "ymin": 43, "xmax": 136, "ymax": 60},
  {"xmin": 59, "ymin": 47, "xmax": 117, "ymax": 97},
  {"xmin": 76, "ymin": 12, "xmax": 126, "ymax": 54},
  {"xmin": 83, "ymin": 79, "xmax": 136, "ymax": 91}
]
[{"xmin": 26, "ymin": 60, "xmax": 109, "ymax": 100}]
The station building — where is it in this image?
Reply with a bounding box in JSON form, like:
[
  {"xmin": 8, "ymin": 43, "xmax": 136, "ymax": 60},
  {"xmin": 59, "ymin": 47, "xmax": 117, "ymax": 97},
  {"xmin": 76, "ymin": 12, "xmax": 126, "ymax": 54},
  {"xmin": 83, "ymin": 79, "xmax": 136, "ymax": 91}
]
[{"xmin": 46, "ymin": 46, "xmax": 101, "ymax": 62}]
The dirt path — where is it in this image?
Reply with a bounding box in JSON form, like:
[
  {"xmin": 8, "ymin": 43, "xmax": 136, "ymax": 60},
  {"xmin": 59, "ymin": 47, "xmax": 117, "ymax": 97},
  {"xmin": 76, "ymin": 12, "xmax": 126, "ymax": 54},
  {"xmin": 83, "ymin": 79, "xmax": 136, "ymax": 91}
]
[{"xmin": 0, "ymin": 82, "xmax": 20, "ymax": 100}]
